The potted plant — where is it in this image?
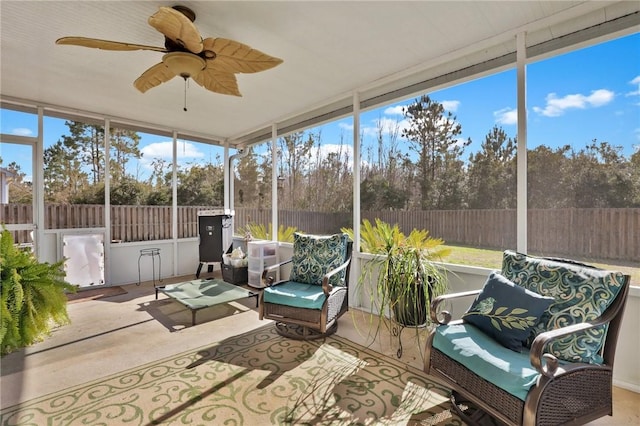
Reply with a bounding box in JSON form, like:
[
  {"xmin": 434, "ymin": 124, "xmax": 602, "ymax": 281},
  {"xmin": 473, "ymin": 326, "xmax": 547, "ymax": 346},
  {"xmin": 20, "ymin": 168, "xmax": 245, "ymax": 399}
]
[
  {"xmin": 343, "ymin": 219, "xmax": 450, "ymax": 341},
  {"xmin": 1, "ymin": 229, "xmax": 76, "ymax": 355}
]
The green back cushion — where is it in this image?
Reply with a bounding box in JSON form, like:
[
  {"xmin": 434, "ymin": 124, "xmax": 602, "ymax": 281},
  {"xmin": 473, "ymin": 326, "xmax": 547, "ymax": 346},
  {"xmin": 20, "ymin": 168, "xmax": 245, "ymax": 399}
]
[
  {"xmin": 463, "ymin": 272, "xmax": 554, "ymax": 352},
  {"xmin": 501, "ymin": 250, "xmax": 626, "ymax": 364},
  {"xmin": 289, "ymin": 233, "xmax": 348, "ymax": 286}
]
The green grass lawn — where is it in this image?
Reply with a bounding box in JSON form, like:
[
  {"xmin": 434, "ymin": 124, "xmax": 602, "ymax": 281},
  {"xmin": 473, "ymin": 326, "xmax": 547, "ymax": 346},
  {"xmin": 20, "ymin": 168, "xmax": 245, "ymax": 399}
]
[{"xmin": 444, "ymin": 245, "xmax": 639, "ymax": 286}]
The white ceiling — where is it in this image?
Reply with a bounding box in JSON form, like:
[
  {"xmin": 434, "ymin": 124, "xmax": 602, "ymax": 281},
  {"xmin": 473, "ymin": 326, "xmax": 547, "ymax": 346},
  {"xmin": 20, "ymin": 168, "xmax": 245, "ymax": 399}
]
[{"xmin": 1, "ymin": 1, "xmax": 639, "ymax": 148}]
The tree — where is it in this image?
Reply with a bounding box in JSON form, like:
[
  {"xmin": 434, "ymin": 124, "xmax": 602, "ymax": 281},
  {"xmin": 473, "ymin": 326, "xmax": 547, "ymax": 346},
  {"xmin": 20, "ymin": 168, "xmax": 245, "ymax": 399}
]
[
  {"xmin": 110, "ymin": 177, "xmax": 145, "ymax": 205},
  {"xmin": 43, "ymin": 140, "xmax": 89, "ymax": 202},
  {"xmin": 466, "ymin": 126, "xmax": 517, "ymax": 209},
  {"xmin": 566, "ymin": 141, "xmax": 636, "ymax": 208},
  {"xmin": 630, "ymin": 148, "xmax": 640, "ymax": 207},
  {"xmin": 109, "ymin": 128, "xmax": 142, "ymax": 183},
  {"xmin": 277, "ymin": 132, "xmax": 317, "ymax": 209},
  {"xmin": 527, "ymin": 145, "xmax": 572, "ymax": 208},
  {"xmin": 306, "ymin": 137, "xmax": 353, "ymax": 212},
  {"xmin": 402, "ymin": 95, "xmax": 470, "ymax": 209},
  {"xmin": 235, "ymin": 147, "xmax": 261, "ymax": 207},
  {"xmin": 1, "ymin": 161, "xmax": 32, "ymax": 203},
  {"xmin": 62, "ymin": 121, "xmax": 105, "ymax": 184},
  {"xmin": 176, "ymin": 163, "xmax": 224, "ymax": 206},
  {"xmin": 361, "ymin": 117, "xmax": 412, "ymax": 210},
  {"xmin": 144, "ymin": 157, "xmax": 172, "ymax": 205}
]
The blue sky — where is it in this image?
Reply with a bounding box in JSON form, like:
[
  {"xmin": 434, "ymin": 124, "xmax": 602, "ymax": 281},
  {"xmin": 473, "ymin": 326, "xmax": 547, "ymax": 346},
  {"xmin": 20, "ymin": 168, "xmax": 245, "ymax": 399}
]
[{"xmin": 2, "ymin": 32, "xmax": 638, "ymax": 181}]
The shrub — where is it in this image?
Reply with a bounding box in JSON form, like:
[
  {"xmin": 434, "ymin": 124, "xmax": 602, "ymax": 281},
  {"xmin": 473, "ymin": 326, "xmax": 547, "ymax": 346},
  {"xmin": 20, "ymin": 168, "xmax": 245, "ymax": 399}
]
[{"xmin": 238, "ymin": 222, "xmax": 299, "ymax": 243}]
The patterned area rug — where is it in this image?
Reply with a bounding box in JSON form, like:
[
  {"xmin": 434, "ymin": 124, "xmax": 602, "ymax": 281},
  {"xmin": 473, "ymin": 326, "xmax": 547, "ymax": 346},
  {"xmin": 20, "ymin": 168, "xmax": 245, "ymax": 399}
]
[{"xmin": 0, "ymin": 325, "xmax": 461, "ymax": 425}]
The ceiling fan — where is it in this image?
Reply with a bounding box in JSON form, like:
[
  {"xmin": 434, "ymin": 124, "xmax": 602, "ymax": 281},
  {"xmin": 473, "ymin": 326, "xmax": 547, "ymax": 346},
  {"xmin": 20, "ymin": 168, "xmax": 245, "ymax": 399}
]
[{"xmin": 56, "ymin": 5, "xmax": 283, "ymax": 97}]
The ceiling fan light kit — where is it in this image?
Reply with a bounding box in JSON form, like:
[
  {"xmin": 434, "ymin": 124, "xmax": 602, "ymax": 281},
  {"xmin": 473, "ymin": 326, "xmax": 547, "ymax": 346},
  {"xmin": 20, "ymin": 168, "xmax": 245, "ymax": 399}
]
[
  {"xmin": 55, "ymin": 5, "xmax": 282, "ymax": 99},
  {"xmin": 163, "ymin": 52, "xmax": 206, "ymax": 78}
]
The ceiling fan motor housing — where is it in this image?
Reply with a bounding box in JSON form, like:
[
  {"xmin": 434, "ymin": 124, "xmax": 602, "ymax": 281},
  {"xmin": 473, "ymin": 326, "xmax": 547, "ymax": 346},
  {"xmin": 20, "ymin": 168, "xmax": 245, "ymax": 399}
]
[{"xmin": 172, "ymin": 5, "xmax": 196, "ymax": 22}]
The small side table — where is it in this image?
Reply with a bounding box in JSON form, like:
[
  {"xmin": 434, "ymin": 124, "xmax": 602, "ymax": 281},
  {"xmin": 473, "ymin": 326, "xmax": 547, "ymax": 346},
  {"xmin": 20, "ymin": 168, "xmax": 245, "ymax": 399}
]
[{"xmin": 138, "ymin": 248, "xmax": 162, "ymax": 292}]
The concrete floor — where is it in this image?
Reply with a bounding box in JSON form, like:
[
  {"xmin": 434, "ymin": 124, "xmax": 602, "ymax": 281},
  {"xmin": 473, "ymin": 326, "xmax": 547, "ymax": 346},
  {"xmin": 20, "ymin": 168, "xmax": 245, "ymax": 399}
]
[{"xmin": 1, "ymin": 273, "xmax": 638, "ymax": 424}]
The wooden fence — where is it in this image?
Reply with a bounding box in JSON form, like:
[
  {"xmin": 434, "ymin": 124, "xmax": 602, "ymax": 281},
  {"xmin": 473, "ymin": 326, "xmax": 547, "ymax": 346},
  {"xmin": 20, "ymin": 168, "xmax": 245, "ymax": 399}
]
[{"xmin": 2, "ymin": 204, "xmax": 638, "ymax": 262}]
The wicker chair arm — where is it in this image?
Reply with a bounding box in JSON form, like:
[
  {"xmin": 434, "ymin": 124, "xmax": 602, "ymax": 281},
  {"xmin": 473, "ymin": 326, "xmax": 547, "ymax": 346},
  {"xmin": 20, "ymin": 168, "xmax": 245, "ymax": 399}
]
[
  {"xmin": 530, "ymin": 320, "xmax": 604, "ymax": 377},
  {"xmin": 321, "ymin": 258, "xmax": 351, "ymax": 295},
  {"xmin": 261, "ymin": 258, "xmax": 293, "ymax": 286},
  {"xmin": 430, "ymin": 289, "xmax": 481, "ymax": 325}
]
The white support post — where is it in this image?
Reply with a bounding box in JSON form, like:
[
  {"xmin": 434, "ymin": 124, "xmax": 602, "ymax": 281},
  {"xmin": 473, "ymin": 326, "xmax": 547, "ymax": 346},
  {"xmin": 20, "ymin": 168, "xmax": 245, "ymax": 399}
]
[
  {"xmin": 223, "ymin": 141, "xmax": 230, "ymax": 211},
  {"xmin": 516, "ymin": 32, "xmax": 528, "ymax": 253},
  {"xmin": 353, "ymin": 92, "xmax": 361, "ymax": 254},
  {"xmin": 271, "ymin": 124, "xmax": 278, "ymax": 242},
  {"xmin": 172, "ymin": 131, "xmax": 178, "ymax": 277},
  {"xmin": 34, "ymin": 107, "xmax": 44, "ymax": 261},
  {"xmin": 104, "ymin": 119, "xmax": 111, "ymax": 284},
  {"xmin": 352, "ymin": 92, "xmax": 361, "ymax": 308}
]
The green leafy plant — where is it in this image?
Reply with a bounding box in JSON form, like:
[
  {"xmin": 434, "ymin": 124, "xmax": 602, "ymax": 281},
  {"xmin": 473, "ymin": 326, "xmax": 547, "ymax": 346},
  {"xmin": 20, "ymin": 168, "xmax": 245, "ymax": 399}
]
[
  {"xmin": 238, "ymin": 222, "xmax": 299, "ymax": 243},
  {"xmin": 342, "ymin": 218, "xmax": 450, "ymax": 330},
  {"xmin": 1, "ymin": 229, "xmax": 76, "ymax": 355}
]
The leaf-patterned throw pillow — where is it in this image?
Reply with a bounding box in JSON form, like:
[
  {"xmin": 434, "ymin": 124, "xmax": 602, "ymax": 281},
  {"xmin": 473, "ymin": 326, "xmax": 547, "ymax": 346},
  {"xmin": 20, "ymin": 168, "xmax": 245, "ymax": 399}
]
[
  {"xmin": 289, "ymin": 233, "xmax": 348, "ymax": 286},
  {"xmin": 463, "ymin": 272, "xmax": 555, "ymax": 352}
]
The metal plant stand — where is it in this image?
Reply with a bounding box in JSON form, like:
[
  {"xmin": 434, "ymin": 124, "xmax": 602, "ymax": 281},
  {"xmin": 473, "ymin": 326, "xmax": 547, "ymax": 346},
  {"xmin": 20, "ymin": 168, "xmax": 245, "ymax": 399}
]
[
  {"xmin": 391, "ymin": 319, "xmax": 429, "ymax": 358},
  {"xmin": 138, "ymin": 248, "xmax": 161, "ymax": 287}
]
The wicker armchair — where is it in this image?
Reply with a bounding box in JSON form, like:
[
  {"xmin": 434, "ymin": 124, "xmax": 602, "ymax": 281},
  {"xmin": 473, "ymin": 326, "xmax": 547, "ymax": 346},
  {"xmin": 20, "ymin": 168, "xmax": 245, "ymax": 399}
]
[
  {"xmin": 424, "ymin": 251, "xmax": 631, "ymax": 426},
  {"xmin": 258, "ymin": 233, "xmax": 352, "ymax": 340}
]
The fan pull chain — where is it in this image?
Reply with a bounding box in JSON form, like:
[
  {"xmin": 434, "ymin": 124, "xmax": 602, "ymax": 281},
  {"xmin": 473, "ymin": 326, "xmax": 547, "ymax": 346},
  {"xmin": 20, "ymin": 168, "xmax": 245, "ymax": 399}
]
[{"xmin": 183, "ymin": 77, "xmax": 189, "ymax": 112}]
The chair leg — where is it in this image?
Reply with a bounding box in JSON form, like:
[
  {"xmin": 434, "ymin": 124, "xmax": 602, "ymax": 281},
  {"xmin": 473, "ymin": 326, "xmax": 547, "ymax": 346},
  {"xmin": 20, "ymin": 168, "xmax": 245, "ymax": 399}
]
[{"xmin": 450, "ymin": 391, "xmax": 504, "ymax": 426}]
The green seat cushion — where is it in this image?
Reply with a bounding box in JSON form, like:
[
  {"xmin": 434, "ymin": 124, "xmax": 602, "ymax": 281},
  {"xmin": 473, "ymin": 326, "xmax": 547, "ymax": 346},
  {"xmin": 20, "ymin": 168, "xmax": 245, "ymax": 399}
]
[
  {"xmin": 289, "ymin": 233, "xmax": 348, "ymax": 286},
  {"xmin": 463, "ymin": 272, "xmax": 555, "ymax": 352},
  {"xmin": 433, "ymin": 323, "xmax": 545, "ymax": 401},
  {"xmin": 263, "ymin": 281, "xmax": 326, "ymax": 310},
  {"xmin": 501, "ymin": 250, "xmax": 627, "ymax": 364}
]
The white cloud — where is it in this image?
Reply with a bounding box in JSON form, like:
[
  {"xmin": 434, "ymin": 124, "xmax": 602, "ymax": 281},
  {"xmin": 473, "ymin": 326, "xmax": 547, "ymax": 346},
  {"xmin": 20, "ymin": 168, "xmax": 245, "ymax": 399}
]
[
  {"xmin": 137, "ymin": 140, "xmax": 206, "ymax": 177},
  {"xmin": 494, "ymin": 107, "xmax": 518, "ymax": 125},
  {"xmin": 625, "ymin": 75, "xmax": 640, "ymax": 97},
  {"xmin": 588, "ymin": 89, "xmax": 615, "ymax": 106},
  {"xmin": 141, "ymin": 140, "xmax": 204, "ymax": 161},
  {"xmin": 384, "ymin": 105, "xmax": 405, "ymax": 116},
  {"xmin": 533, "ymin": 89, "xmax": 615, "ymax": 117},
  {"xmin": 12, "ymin": 127, "xmax": 33, "ymax": 136},
  {"xmin": 441, "ymin": 100, "xmax": 460, "ymax": 112}
]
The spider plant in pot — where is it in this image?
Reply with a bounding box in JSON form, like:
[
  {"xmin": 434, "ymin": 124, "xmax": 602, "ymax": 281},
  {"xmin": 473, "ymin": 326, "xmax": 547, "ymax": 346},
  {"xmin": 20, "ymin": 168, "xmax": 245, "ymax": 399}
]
[{"xmin": 343, "ymin": 219, "xmax": 450, "ymax": 333}]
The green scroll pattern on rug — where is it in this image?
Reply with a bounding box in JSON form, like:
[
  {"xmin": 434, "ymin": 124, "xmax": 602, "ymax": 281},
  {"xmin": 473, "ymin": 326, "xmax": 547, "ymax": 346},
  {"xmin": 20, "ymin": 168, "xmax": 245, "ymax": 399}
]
[{"xmin": 1, "ymin": 326, "xmax": 462, "ymax": 425}]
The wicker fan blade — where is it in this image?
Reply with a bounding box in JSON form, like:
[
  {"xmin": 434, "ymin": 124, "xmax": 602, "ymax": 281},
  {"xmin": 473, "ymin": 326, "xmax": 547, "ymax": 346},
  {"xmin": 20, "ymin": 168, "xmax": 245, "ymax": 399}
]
[
  {"xmin": 192, "ymin": 68, "xmax": 241, "ymax": 97},
  {"xmin": 202, "ymin": 37, "xmax": 283, "ymax": 73},
  {"xmin": 148, "ymin": 6, "xmax": 203, "ymax": 54},
  {"xmin": 56, "ymin": 37, "xmax": 166, "ymax": 52},
  {"xmin": 133, "ymin": 62, "xmax": 177, "ymax": 93}
]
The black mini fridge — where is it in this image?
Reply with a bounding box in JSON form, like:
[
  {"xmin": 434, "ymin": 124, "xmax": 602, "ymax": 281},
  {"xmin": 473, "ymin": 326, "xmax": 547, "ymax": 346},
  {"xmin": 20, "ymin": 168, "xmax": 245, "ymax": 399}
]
[{"xmin": 196, "ymin": 210, "xmax": 233, "ymax": 278}]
